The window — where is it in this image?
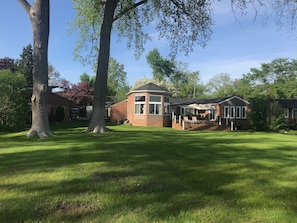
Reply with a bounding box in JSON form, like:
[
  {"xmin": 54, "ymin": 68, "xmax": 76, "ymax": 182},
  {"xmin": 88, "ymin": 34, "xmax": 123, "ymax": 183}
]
[
  {"xmin": 209, "ymin": 109, "xmax": 216, "ymax": 120},
  {"xmin": 292, "ymin": 109, "xmax": 297, "ymax": 119},
  {"xmin": 236, "ymin": 106, "xmax": 241, "ymax": 119},
  {"xmin": 241, "ymin": 106, "xmax": 247, "ymax": 119},
  {"xmin": 230, "ymin": 106, "xmax": 235, "ymax": 119},
  {"xmin": 284, "ymin": 108, "xmax": 289, "ymax": 118},
  {"xmin": 134, "ymin": 95, "xmax": 145, "ymax": 115},
  {"xmin": 135, "ymin": 96, "xmax": 145, "ymax": 102},
  {"xmin": 224, "ymin": 106, "xmax": 229, "ymax": 118},
  {"xmin": 149, "ymin": 95, "xmax": 162, "ymax": 115},
  {"xmin": 164, "ymin": 97, "xmax": 170, "ymax": 115}
]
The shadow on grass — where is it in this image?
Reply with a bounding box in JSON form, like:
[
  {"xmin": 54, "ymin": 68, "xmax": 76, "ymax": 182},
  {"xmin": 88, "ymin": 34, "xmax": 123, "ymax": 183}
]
[{"xmin": 1, "ymin": 125, "xmax": 297, "ymax": 222}]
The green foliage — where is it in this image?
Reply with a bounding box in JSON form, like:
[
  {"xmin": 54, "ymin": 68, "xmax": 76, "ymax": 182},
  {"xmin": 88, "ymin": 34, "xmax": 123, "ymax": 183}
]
[
  {"xmin": 71, "ymin": 0, "xmax": 213, "ymax": 65},
  {"xmin": 107, "ymin": 58, "xmax": 130, "ymax": 103},
  {"xmin": 248, "ymin": 97, "xmax": 288, "ymax": 131},
  {"xmin": 268, "ymin": 102, "xmax": 288, "ymax": 131},
  {"xmin": 48, "ymin": 64, "xmax": 62, "ymax": 86},
  {"xmin": 146, "ymin": 48, "xmax": 175, "ymax": 82},
  {"xmin": 0, "ymin": 70, "xmax": 28, "ymax": 131},
  {"xmin": 242, "ymin": 58, "xmax": 297, "ymax": 99},
  {"xmin": 146, "ymin": 49, "xmax": 204, "ymax": 98},
  {"xmin": 80, "ymin": 72, "xmax": 95, "ymax": 88},
  {"xmin": 248, "ymin": 97, "xmax": 269, "ymax": 131},
  {"xmin": 79, "ymin": 58, "xmax": 130, "ymax": 103},
  {"xmin": 1, "ymin": 124, "xmax": 297, "ymax": 222},
  {"xmin": 16, "ymin": 44, "xmax": 33, "ymax": 86},
  {"xmin": 206, "ymin": 73, "xmax": 235, "ymax": 98}
]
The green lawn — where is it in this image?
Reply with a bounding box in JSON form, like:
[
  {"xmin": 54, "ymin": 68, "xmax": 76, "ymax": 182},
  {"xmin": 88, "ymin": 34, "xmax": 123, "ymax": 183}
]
[{"xmin": 1, "ymin": 122, "xmax": 297, "ymax": 222}]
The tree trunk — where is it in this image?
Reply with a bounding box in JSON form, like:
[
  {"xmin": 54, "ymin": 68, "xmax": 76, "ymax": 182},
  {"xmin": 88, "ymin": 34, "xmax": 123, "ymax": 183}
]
[
  {"xmin": 87, "ymin": 0, "xmax": 118, "ymax": 133},
  {"xmin": 18, "ymin": 0, "xmax": 53, "ymax": 138}
]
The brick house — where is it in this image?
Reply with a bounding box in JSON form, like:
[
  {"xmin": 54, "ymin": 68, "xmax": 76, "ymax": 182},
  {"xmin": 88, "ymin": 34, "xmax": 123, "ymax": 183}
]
[
  {"xmin": 48, "ymin": 89, "xmax": 72, "ymax": 123},
  {"xmin": 275, "ymin": 99, "xmax": 297, "ymax": 129},
  {"xmin": 111, "ymin": 83, "xmax": 172, "ymax": 127}
]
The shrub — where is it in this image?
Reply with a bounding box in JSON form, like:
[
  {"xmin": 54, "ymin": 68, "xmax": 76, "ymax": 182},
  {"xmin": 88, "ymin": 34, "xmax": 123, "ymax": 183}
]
[{"xmin": 0, "ymin": 70, "xmax": 28, "ymax": 131}]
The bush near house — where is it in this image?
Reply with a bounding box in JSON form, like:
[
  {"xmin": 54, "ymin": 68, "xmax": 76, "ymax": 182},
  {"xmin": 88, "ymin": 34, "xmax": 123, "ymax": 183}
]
[{"xmin": 0, "ymin": 70, "xmax": 28, "ymax": 131}]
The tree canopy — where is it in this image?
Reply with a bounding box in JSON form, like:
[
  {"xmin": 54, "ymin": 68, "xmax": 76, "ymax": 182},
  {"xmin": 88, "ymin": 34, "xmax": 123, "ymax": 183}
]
[
  {"xmin": 0, "ymin": 57, "xmax": 17, "ymax": 73},
  {"xmin": 241, "ymin": 58, "xmax": 297, "ymax": 99},
  {"xmin": 17, "ymin": 44, "xmax": 33, "ymax": 85}
]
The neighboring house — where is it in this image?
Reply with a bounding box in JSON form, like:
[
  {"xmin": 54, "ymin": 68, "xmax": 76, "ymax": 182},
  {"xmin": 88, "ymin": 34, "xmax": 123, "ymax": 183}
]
[
  {"xmin": 48, "ymin": 89, "xmax": 72, "ymax": 123},
  {"xmin": 275, "ymin": 99, "xmax": 297, "ymax": 128},
  {"xmin": 25, "ymin": 86, "xmax": 73, "ymax": 123},
  {"xmin": 171, "ymin": 96, "xmax": 250, "ymax": 130},
  {"xmin": 111, "ymin": 83, "xmax": 172, "ymax": 127}
]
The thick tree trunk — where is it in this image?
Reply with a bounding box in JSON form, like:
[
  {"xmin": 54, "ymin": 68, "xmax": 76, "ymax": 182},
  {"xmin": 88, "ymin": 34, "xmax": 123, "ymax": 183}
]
[
  {"xmin": 87, "ymin": 0, "xmax": 119, "ymax": 133},
  {"xmin": 19, "ymin": 0, "xmax": 53, "ymax": 138}
]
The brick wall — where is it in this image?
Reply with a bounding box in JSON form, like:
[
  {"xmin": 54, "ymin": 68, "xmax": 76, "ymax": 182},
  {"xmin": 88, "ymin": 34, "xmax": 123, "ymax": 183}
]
[{"xmin": 110, "ymin": 100, "xmax": 127, "ymax": 123}]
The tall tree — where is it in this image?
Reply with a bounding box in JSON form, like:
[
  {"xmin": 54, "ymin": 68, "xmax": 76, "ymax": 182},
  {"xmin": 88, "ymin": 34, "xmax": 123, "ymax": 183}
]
[
  {"xmin": 146, "ymin": 48, "xmax": 175, "ymax": 82},
  {"xmin": 206, "ymin": 73, "xmax": 235, "ymax": 98},
  {"xmin": 59, "ymin": 79, "xmax": 93, "ymax": 109},
  {"xmin": 107, "ymin": 57, "xmax": 130, "ymax": 103},
  {"xmin": 17, "ymin": 44, "xmax": 34, "ymax": 85},
  {"xmin": 18, "ymin": 0, "xmax": 52, "ymax": 138},
  {"xmin": 48, "ymin": 63, "xmax": 61, "ymax": 86}
]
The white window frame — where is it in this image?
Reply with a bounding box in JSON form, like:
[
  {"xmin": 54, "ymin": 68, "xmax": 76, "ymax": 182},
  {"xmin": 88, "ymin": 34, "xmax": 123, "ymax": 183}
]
[
  {"xmin": 134, "ymin": 95, "xmax": 146, "ymax": 115},
  {"xmin": 224, "ymin": 106, "xmax": 229, "ymax": 118},
  {"xmin": 230, "ymin": 106, "xmax": 235, "ymax": 119},
  {"xmin": 236, "ymin": 106, "xmax": 241, "ymax": 119},
  {"xmin": 284, "ymin": 108, "xmax": 289, "ymax": 118},
  {"xmin": 149, "ymin": 95, "xmax": 162, "ymax": 115},
  {"xmin": 292, "ymin": 108, "xmax": 297, "ymax": 119},
  {"xmin": 164, "ymin": 96, "xmax": 170, "ymax": 115},
  {"xmin": 209, "ymin": 109, "xmax": 216, "ymax": 121},
  {"xmin": 241, "ymin": 106, "xmax": 247, "ymax": 119}
]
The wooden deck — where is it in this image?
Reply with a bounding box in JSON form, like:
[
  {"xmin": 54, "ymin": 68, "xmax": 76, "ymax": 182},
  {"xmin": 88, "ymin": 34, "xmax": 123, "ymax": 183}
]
[{"xmin": 172, "ymin": 116, "xmax": 230, "ymax": 131}]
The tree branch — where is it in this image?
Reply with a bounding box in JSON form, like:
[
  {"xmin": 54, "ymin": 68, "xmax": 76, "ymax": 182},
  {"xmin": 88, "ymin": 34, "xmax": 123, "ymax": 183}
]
[
  {"xmin": 170, "ymin": 0, "xmax": 190, "ymax": 16},
  {"xmin": 113, "ymin": 0, "xmax": 148, "ymax": 22},
  {"xmin": 17, "ymin": 0, "xmax": 31, "ymax": 15}
]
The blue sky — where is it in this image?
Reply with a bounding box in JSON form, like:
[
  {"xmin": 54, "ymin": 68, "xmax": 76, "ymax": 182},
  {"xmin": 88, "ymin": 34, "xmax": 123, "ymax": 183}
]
[{"xmin": 1, "ymin": 1, "xmax": 297, "ymax": 86}]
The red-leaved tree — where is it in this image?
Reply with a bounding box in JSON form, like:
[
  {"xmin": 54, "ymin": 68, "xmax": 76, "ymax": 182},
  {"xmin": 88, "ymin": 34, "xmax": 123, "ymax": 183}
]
[{"xmin": 59, "ymin": 79, "xmax": 93, "ymax": 109}]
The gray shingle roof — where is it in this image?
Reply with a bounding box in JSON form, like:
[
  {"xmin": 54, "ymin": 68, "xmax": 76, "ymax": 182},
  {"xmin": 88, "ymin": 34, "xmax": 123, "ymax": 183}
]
[
  {"xmin": 128, "ymin": 83, "xmax": 171, "ymax": 95},
  {"xmin": 275, "ymin": 99, "xmax": 297, "ymax": 108}
]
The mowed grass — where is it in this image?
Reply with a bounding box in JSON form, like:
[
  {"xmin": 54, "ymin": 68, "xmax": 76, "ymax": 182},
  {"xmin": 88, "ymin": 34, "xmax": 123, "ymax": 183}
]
[{"xmin": 1, "ymin": 122, "xmax": 297, "ymax": 222}]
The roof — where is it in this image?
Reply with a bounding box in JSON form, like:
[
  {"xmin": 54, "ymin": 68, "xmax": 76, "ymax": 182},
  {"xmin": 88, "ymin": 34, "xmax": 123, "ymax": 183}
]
[
  {"xmin": 127, "ymin": 83, "xmax": 172, "ymax": 96},
  {"xmin": 171, "ymin": 97, "xmax": 230, "ymax": 106},
  {"xmin": 217, "ymin": 96, "xmax": 250, "ymax": 105},
  {"xmin": 275, "ymin": 99, "xmax": 297, "ymax": 108},
  {"xmin": 171, "ymin": 96, "xmax": 249, "ymax": 106}
]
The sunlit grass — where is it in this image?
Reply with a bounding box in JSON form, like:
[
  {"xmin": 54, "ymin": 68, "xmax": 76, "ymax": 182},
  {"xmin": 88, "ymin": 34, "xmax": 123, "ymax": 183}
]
[{"xmin": 1, "ymin": 122, "xmax": 297, "ymax": 222}]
